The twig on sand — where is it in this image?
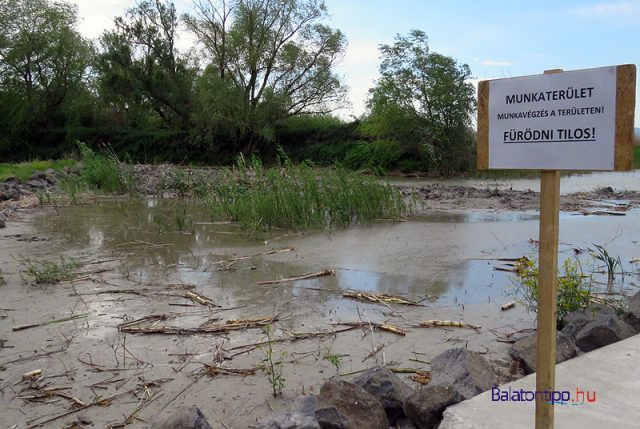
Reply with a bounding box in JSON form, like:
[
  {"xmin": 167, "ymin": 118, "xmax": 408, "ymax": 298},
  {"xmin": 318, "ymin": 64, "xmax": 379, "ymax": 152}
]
[
  {"xmin": 342, "ymin": 291, "xmax": 423, "ymax": 307},
  {"xmin": 257, "ymin": 269, "xmax": 335, "ymax": 285},
  {"xmin": 118, "ymin": 314, "xmax": 278, "ymax": 335},
  {"xmin": 12, "ymin": 313, "xmax": 89, "ymax": 332},
  {"xmin": 414, "ymin": 320, "xmax": 481, "ymax": 330},
  {"xmin": 332, "ymin": 321, "xmax": 407, "ymax": 336}
]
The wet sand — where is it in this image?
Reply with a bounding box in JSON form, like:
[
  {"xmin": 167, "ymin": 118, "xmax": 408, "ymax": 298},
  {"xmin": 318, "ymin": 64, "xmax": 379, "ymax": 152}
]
[{"xmin": 1, "ymin": 181, "xmax": 639, "ymax": 428}]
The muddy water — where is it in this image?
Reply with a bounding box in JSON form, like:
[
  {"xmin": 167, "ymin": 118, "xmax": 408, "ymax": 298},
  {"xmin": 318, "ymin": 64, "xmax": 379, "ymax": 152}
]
[
  {"xmin": 390, "ymin": 169, "xmax": 640, "ymax": 194},
  {"xmin": 1, "ymin": 198, "xmax": 639, "ymax": 428}
]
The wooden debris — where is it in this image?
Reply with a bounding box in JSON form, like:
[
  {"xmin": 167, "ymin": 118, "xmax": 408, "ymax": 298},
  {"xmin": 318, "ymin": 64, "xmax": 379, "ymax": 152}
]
[
  {"xmin": 12, "ymin": 313, "xmax": 89, "ymax": 332},
  {"xmin": 23, "ymin": 369, "xmax": 42, "ymax": 379},
  {"xmin": 333, "ymin": 321, "xmax": 407, "ymax": 336},
  {"xmin": 257, "ymin": 269, "xmax": 335, "ymax": 285},
  {"xmin": 212, "ymin": 247, "xmax": 293, "ymax": 266},
  {"xmin": 362, "ymin": 344, "xmax": 385, "ymax": 362},
  {"xmin": 201, "ymin": 364, "xmax": 257, "ymax": 377},
  {"xmin": 118, "ymin": 314, "xmax": 278, "ymax": 335},
  {"xmin": 182, "ymin": 291, "xmax": 218, "ymax": 307},
  {"xmin": 409, "ymin": 371, "xmax": 432, "ymax": 385},
  {"xmin": 500, "ymin": 301, "xmax": 516, "ymax": 311},
  {"xmin": 342, "ymin": 291, "xmax": 422, "ymax": 306},
  {"xmin": 415, "ymin": 320, "xmax": 481, "ymax": 330}
]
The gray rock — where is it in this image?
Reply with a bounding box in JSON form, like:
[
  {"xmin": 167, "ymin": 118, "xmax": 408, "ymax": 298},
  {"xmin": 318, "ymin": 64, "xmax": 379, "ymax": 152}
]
[
  {"xmin": 4, "ymin": 175, "xmax": 18, "ymax": 183},
  {"xmin": 574, "ymin": 314, "xmax": 634, "ymax": 352},
  {"xmin": 150, "ymin": 406, "xmax": 212, "ymax": 429},
  {"xmin": 256, "ymin": 412, "xmax": 320, "ymax": 429},
  {"xmin": 509, "ymin": 331, "xmax": 576, "ymax": 374},
  {"xmin": 352, "ymin": 365, "xmax": 414, "ymax": 425},
  {"xmin": 29, "ymin": 171, "xmax": 47, "ymax": 181},
  {"xmin": 395, "ymin": 417, "xmax": 420, "ymax": 429},
  {"xmin": 26, "ymin": 179, "xmax": 48, "ymax": 188},
  {"xmin": 0, "ymin": 217, "xmax": 5, "ymax": 229},
  {"xmin": 294, "ymin": 395, "xmax": 318, "ymax": 417},
  {"xmin": 561, "ymin": 304, "xmax": 616, "ymax": 340},
  {"xmin": 0, "ymin": 191, "xmax": 7, "ymax": 202},
  {"xmin": 430, "ymin": 348, "xmax": 498, "ymax": 399},
  {"xmin": 315, "ymin": 379, "xmax": 389, "ymax": 429},
  {"xmin": 7, "ymin": 188, "xmax": 20, "ymax": 200},
  {"xmin": 45, "ymin": 168, "xmax": 57, "ymax": 175},
  {"xmin": 621, "ymin": 291, "xmax": 640, "ymax": 332},
  {"xmin": 403, "ymin": 384, "xmax": 464, "ymax": 429}
]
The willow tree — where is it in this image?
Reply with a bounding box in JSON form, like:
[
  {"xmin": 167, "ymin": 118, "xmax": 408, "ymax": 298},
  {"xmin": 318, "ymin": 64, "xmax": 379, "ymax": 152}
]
[
  {"xmin": 0, "ymin": 0, "xmax": 92, "ymax": 137},
  {"xmin": 364, "ymin": 30, "xmax": 476, "ymax": 174},
  {"xmin": 97, "ymin": 0, "xmax": 196, "ymax": 129},
  {"xmin": 184, "ymin": 0, "xmax": 348, "ymax": 153}
]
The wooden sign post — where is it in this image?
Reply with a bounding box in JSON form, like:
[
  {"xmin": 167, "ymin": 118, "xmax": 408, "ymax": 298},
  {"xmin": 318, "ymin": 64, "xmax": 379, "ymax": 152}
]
[{"xmin": 477, "ymin": 65, "xmax": 636, "ymax": 429}]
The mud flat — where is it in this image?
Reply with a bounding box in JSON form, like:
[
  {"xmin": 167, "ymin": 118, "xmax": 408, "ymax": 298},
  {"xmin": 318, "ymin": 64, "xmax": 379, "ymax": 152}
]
[{"xmin": 1, "ymin": 178, "xmax": 639, "ymax": 428}]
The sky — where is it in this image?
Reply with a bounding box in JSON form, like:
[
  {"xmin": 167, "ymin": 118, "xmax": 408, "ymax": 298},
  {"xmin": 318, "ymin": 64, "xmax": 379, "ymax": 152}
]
[{"xmin": 70, "ymin": 0, "xmax": 640, "ymax": 124}]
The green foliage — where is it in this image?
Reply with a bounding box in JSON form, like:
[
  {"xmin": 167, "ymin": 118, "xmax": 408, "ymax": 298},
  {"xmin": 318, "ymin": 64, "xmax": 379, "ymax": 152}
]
[
  {"xmin": 343, "ymin": 140, "xmax": 426, "ymax": 173},
  {"xmin": 207, "ymin": 156, "xmax": 406, "ymax": 231},
  {"xmin": 513, "ymin": 257, "xmax": 592, "ymax": 324},
  {"xmin": 97, "ymin": 0, "xmax": 195, "ymax": 130},
  {"xmin": 21, "ymin": 257, "xmax": 78, "ymax": 284},
  {"xmin": 0, "ymin": 160, "xmax": 75, "ymax": 181},
  {"xmin": 261, "ymin": 325, "xmax": 285, "ymax": 397},
  {"xmin": 58, "ymin": 175, "xmax": 86, "ymax": 205},
  {"xmin": 77, "ymin": 142, "xmax": 134, "ymax": 193},
  {"xmin": 363, "ymin": 30, "xmax": 476, "ymax": 175},
  {"xmin": 323, "ymin": 349, "xmax": 342, "ymax": 372},
  {"xmin": 633, "ymin": 146, "xmax": 640, "ymax": 169},
  {"xmin": 184, "ymin": 0, "xmax": 348, "ymax": 153},
  {"xmin": 0, "ymin": 0, "xmax": 93, "ymax": 139},
  {"xmin": 591, "ymin": 244, "xmax": 622, "ymax": 290}
]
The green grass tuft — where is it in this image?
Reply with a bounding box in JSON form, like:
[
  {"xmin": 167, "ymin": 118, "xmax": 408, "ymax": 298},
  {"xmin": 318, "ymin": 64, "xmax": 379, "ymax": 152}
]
[
  {"xmin": 0, "ymin": 159, "xmax": 75, "ymax": 181},
  {"xmin": 77, "ymin": 142, "xmax": 135, "ymax": 193},
  {"xmin": 21, "ymin": 257, "xmax": 78, "ymax": 284},
  {"xmin": 206, "ymin": 156, "xmax": 406, "ymax": 231}
]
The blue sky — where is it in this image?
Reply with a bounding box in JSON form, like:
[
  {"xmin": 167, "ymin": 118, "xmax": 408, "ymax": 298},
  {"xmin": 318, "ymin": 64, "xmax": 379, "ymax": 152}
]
[{"xmin": 72, "ymin": 0, "xmax": 640, "ymax": 123}]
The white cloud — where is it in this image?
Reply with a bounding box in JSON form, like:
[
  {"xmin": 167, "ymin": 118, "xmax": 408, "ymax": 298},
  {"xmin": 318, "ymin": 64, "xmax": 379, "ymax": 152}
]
[
  {"xmin": 72, "ymin": 0, "xmax": 131, "ymax": 40},
  {"xmin": 574, "ymin": 1, "xmax": 638, "ymax": 17},
  {"xmin": 480, "ymin": 60, "xmax": 513, "ymax": 67}
]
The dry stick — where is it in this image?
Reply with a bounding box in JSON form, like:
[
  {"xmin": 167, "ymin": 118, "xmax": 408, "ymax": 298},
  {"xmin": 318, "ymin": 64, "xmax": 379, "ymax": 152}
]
[
  {"xmin": 257, "ymin": 269, "xmax": 335, "ymax": 285},
  {"xmin": 414, "ymin": 320, "xmax": 481, "ymax": 330},
  {"xmin": 12, "ymin": 313, "xmax": 89, "ymax": 332},
  {"xmin": 342, "ymin": 291, "xmax": 423, "ymax": 307},
  {"xmin": 361, "ymin": 343, "xmax": 386, "ymax": 363},
  {"xmin": 332, "ymin": 321, "xmax": 407, "ymax": 336},
  {"xmin": 159, "ymin": 374, "xmax": 205, "ymax": 413},
  {"xmin": 119, "ymin": 314, "xmax": 278, "ymax": 335},
  {"xmin": 211, "ymin": 247, "xmax": 294, "ymax": 265},
  {"xmin": 227, "ymin": 327, "xmax": 359, "ymax": 359},
  {"xmin": 26, "ymin": 390, "xmax": 131, "ymax": 428}
]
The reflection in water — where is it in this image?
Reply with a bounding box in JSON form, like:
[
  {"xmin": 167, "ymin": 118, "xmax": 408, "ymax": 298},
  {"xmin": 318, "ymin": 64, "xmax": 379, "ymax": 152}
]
[{"xmin": 34, "ymin": 197, "xmax": 640, "ymax": 314}]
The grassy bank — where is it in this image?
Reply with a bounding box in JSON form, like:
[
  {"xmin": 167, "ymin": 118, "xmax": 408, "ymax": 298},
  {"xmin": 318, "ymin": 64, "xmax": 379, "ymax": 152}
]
[{"xmin": 0, "ymin": 160, "xmax": 76, "ymax": 181}]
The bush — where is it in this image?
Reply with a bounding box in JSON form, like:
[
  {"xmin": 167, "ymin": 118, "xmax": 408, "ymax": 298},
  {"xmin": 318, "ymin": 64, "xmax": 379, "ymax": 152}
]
[
  {"xmin": 77, "ymin": 142, "xmax": 134, "ymax": 193},
  {"xmin": 513, "ymin": 257, "xmax": 592, "ymax": 325},
  {"xmin": 343, "ymin": 140, "xmax": 427, "ymax": 173}
]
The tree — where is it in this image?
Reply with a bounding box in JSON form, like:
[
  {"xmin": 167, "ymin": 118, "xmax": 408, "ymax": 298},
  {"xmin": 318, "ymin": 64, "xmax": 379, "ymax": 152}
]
[
  {"xmin": 364, "ymin": 30, "xmax": 476, "ymax": 174},
  {"xmin": 97, "ymin": 0, "xmax": 196, "ymax": 129},
  {"xmin": 0, "ymin": 0, "xmax": 93, "ymax": 135},
  {"xmin": 184, "ymin": 0, "xmax": 348, "ymax": 153}
]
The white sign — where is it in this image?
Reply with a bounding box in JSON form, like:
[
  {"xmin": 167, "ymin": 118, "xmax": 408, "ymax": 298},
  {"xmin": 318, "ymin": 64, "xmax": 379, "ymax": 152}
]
[{"xmin": 488, "ymin": 66, "xmax": 617, "ymax": 170}]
